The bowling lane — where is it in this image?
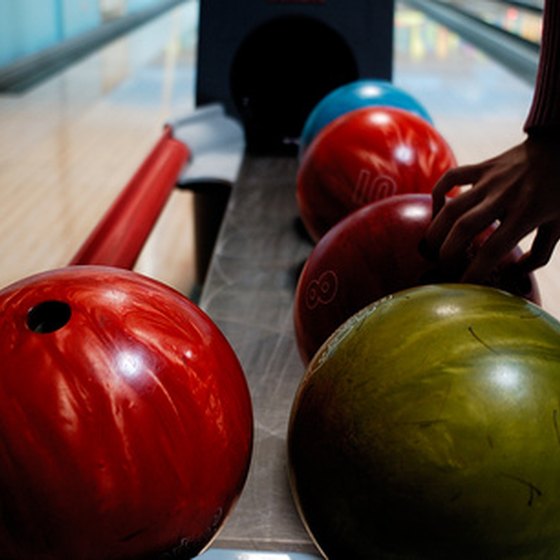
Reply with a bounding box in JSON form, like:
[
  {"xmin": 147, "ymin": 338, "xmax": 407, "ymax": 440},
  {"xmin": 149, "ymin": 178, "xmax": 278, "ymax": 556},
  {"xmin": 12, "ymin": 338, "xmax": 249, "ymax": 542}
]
[
  {"xmin": 393, "ymin": 3, "xmax": 560, "ymax": 317},
  {"xmin": 507, "ymin": 0, "xmax": 544, "ymax": 10},
  {"xmin": 436, "ymin": 0, "xmax": 543, "ymax": 44},
  {"xmin": 0, "ymin": 1, "xmax": 200, "ymax": 296},
  {"xmin": 202, "ymin": 1, "xmax": 560, "ymax": 555}
]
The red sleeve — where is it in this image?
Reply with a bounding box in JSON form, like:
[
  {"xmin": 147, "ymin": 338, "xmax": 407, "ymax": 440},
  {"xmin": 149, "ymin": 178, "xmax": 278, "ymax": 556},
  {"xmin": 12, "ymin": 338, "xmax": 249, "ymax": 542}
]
[{"xmin": 524, "ymin": 0, "xmax": 560, "ymax": 135}]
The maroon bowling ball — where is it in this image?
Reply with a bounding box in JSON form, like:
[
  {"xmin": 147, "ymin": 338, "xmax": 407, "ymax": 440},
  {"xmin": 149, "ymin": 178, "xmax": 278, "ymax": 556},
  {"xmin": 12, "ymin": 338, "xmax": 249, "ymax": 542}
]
[
  {"xmin": 294, "ymin": 194, "xmax": 540, "ymax": 363},
  {"xmin": 296, "ymin": 106, "xmax": 457, "ymax": 242}
]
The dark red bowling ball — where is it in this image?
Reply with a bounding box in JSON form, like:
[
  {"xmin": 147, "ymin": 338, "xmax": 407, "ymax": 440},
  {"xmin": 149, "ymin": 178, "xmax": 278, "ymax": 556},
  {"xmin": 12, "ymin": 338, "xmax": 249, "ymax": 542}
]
[
  {"xmin": 297, "ymin": 106, "xmax": 457, "ymax": 242},
  {"xmin": 294, "ymin": 194, "xmax": 540, "ymax": 363},
  {"xmin": 0, "ymin": 266, "xmax": 253, "ymax": 560}
]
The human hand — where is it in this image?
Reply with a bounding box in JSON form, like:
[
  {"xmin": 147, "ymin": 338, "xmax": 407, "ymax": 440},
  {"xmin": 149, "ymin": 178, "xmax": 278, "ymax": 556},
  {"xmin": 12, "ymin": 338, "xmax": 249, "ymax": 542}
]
[{"xmin": 424, "ymin": 135, "xmax": 560, "ymax": 283}]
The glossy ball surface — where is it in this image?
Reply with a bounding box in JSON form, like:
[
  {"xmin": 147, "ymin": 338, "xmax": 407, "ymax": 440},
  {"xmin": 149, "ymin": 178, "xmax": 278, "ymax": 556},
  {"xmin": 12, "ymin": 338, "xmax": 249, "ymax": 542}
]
[
  {"xmin": 297, "ymin": 106, "xmax": 457, "ymax": 242},
  {"xmin": 289, "ymin": 284, "xmax": 560, "ymax": 559},
  {"xmin": 294, "ymin": 194, "xmax": 540, "ymax": 363},
  {"xmin": 299, "ymin": 79, "xmax": 433, "ymax": 155},
  {"xmin": 0, "ymin": 266, "xmax": 253, "ymax": 560}
]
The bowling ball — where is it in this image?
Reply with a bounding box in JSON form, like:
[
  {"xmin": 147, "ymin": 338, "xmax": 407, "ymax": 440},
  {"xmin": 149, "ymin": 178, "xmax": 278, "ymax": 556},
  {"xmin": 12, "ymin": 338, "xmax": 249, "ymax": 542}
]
[
  {"xmin": 294, "ymin": 194, "xmax": 540, "ymax": 363},
  {"xmin": 289, "ymin": 284, "xmax": 560, "ymax": 559},
  {"xmin": 0, "ymin": 266, "xmax": 253, "ymax": 560},
  {"xmin": 299, "ymin": 79, "xmax": 433, "ymax": 156},
  {"xmin": 297, "ymin": 106, "xmax": 457, "ymax": 242}
]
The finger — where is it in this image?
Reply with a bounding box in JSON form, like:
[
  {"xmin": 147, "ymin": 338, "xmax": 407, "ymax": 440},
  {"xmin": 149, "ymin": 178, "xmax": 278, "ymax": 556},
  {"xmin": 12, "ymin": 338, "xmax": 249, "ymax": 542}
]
[
  {"xmin": 518, "ymin": 222, "xmax": 560, "ymax": 273},
  {"xmin": 425, "ymin": 185, "xmax": 489, "ymax": 255},
  {"xmin": 431, "ymin": 163, "xmax": 489, "ymax": 217},
  {"xmin": 462, "ymin": 217, "xmax": 536, "ymax": 283}
]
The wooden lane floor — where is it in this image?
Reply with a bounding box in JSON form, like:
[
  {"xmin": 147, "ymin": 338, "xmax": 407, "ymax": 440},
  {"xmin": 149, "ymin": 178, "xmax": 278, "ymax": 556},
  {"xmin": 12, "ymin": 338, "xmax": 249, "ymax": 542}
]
[{"xmin": 0, "ymin": 1, "xmax": 199, "ymax": 296}]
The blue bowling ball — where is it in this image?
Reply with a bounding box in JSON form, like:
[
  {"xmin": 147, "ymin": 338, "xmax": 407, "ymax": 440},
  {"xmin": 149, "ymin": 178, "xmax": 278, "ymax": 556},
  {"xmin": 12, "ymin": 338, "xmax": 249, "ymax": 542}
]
[{"xmin": 299, "ymin": 79, "xmax": 433, "ymax": 156}]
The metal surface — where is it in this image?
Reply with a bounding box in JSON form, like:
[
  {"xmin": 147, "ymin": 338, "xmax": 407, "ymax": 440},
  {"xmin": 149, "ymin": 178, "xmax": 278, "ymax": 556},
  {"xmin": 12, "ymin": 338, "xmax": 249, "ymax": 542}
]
[
  {"xmin": 174, "ymin": 104, "xmax": 245, "ymax": 186},
  {"xmin": 200, "ymin": 550, "xmax": 320, "ymax": 560},
  {"xmin": 200, "ymin": 156, "xmax": 315, "ymax": 552}
]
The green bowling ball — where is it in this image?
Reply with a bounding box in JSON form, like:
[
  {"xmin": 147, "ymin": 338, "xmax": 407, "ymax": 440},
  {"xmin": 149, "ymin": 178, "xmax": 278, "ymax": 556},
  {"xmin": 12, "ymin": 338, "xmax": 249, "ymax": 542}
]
[{"xmin": 288, "ymin": 284, "xmax": 560, "ymax": 559}]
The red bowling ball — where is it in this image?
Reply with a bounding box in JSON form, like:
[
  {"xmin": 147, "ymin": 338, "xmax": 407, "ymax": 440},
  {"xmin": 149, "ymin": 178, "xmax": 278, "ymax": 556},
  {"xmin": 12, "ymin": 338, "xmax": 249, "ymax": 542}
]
[
  {"xmin": 0, "ymin": 266, "xmax": 253, "ymax": 560},
  {"xmin": 297, "ymin": 106, "xmax": 457, "ymax": 242},
  {"xmin": 294, "ymin": 194, "xmax": 540, "ymax": 363}
]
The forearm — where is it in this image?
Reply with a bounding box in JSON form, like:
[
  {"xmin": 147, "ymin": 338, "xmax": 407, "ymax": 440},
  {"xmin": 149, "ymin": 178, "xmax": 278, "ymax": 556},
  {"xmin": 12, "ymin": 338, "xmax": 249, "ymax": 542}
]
[{"xmin": 524, "ymin": 0, "xmax": 560, "ymax": 136}]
